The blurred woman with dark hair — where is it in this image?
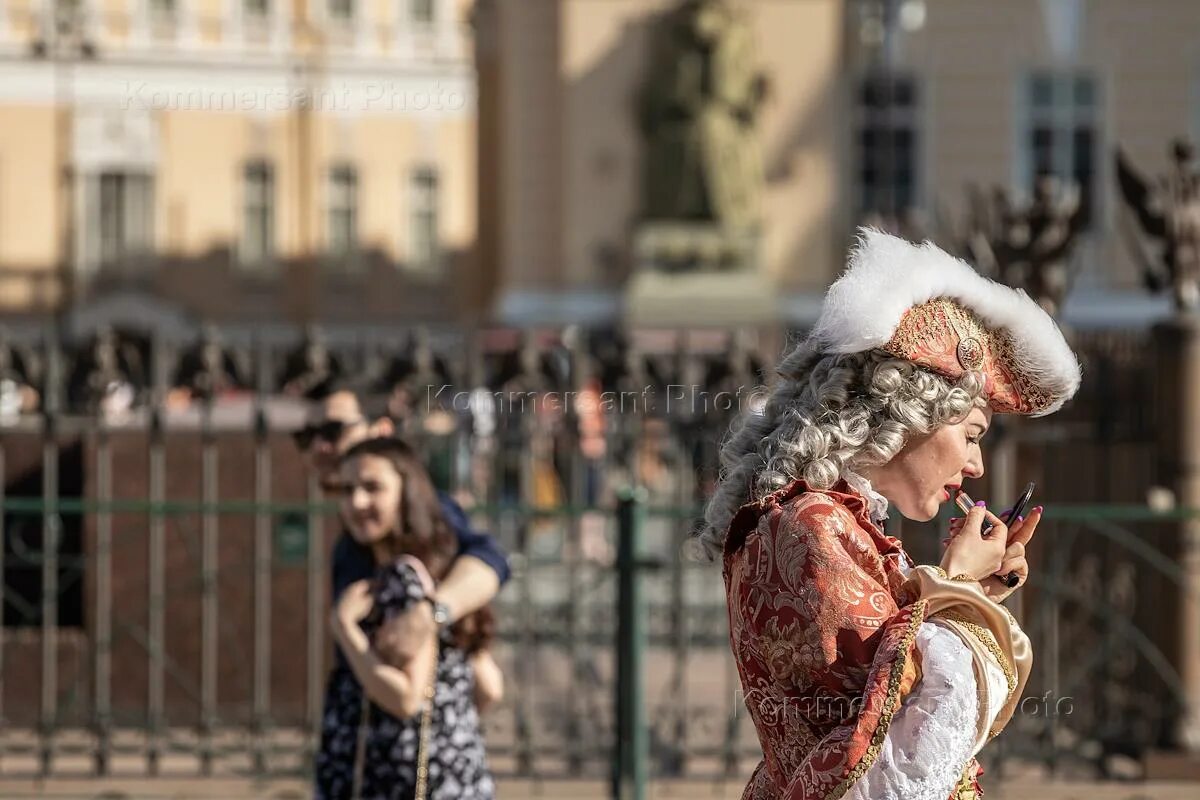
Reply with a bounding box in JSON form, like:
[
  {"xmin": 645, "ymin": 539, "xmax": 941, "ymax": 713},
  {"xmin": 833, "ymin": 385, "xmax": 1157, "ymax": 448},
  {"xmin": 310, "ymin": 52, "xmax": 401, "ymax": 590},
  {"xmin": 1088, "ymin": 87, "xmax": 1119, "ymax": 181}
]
[{"xmin": 315, "ymin": 437, "xmax": 500, "ymax": 800}]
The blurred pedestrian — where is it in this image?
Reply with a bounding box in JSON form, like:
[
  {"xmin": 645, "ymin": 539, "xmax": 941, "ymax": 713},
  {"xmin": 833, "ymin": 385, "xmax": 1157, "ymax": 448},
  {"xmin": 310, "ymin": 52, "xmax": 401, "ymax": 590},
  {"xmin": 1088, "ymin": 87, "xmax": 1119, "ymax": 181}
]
[
  {"xmin": 293, "ymin": 385, "xmax": 510, "ymax": 648},
  {"xmin": 295, "ymin": 387, "xmax": 510, "ymax": 798},
  {"xmin": 317, "ymin": 437, "xmax": 499, "ymax": 799}
]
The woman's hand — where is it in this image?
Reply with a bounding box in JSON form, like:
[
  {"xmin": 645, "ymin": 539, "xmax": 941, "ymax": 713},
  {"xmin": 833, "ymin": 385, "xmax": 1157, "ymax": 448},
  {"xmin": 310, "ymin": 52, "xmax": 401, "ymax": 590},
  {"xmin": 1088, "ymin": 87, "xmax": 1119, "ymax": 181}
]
[
  {"xmin": 980, "ymin": 507, "xmax": 1041, "ymax": 602},
  {"xmin": 943, "ymin": 505, "xmax": 1043, "ymax": 603},
  {"xmin": 397, "ymin": 555, "xmax": 437, "ymax": 597},
  {"xmin": 335, "ymin": 580, "xmax": 375, "ymax": 627},
  {"xmin": 939, "ymin": 502, "xmax": 1008, "ymax": 581}
]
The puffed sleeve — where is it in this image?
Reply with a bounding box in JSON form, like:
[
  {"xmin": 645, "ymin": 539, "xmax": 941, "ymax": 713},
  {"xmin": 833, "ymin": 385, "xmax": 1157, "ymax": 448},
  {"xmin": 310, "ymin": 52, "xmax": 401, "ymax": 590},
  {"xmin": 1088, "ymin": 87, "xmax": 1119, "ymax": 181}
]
[
  {"xmin": 725, "ymin": 493, "xmax": 929, "ymax": 798},
  {"xmin": 372, "ymin": 559, "xmax": 429, "ymax": 617},
  {"xmin": 844, "ymin": 619, "xmax": 1010, "ymax": 800}
]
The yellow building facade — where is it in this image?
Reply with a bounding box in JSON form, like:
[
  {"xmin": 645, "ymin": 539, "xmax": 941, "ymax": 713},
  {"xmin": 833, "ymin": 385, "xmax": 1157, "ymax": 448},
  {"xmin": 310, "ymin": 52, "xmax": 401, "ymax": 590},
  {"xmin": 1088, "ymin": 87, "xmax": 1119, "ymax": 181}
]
[
  {"xmin": 2, "ymin": 1, "xmax": 1200, "ymax": 330},
  {"xmin": 0, "ymin": 0, "xmax": 478, "ymax": 324}
]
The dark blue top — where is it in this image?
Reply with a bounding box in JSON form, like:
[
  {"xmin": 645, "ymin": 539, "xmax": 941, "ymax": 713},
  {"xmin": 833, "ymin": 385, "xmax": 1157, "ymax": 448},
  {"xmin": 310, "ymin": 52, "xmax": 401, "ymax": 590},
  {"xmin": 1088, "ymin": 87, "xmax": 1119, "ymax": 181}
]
[{"xmin": 330, "ymin": 492, "xmax": 510, "ymax": 668}]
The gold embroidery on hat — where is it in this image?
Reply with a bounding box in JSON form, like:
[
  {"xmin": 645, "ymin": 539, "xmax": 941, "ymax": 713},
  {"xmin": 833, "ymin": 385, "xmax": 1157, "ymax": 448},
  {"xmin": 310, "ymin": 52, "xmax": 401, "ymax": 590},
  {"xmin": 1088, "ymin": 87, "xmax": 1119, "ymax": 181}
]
[{"xmin": 881, "ymin": 298, "xmax": 1058, "ymax": 415}]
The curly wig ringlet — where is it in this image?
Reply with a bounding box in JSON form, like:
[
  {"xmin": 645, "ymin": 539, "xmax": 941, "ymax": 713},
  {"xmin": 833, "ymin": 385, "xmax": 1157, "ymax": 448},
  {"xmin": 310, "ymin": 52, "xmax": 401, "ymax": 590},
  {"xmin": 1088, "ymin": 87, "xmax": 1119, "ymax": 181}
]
[{"xmin": 696, "ymin": 342, "xmax": 987, "ymax": 561}]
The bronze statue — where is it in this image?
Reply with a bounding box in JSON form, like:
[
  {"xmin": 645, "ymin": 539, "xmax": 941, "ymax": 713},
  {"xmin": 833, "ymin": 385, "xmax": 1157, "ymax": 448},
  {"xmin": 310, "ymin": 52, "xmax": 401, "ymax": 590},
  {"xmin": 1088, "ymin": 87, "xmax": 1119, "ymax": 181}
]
[
  {"xmin": 1116, "ymin": 138, "xmax": 1200, "ymax": 311},
  {"xmin": 639, "ymin": 0, "xmax": 767, "ymax": 232},
  {"xmin": 956, "ymin": 174, "xmax": 1085, "ymax": 318}
]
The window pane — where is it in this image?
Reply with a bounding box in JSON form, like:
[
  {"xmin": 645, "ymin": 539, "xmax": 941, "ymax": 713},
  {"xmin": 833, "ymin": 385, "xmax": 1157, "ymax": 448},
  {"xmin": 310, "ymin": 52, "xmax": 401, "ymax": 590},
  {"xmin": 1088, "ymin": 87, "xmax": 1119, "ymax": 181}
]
[
  {"xmin": 1072, "ymin": 128, "xmax": 1094, "ymax": 175},
  {"xmin": 412, "ymin": 0, "xmax": 435, "ymax": 24},
  {"xmin": 329, "ymin": 0, "xmax": 353, "ymax": 20},
  {"xmin": 857, "ymin": 76, "xmax": 918, "ymax": 217},
  {"xmin": 1073, "ymin": 126, "xmax": 1095, "ymax": 226},
  {"xmin": 1074, "ymin": 76, "xmax": 1095, "ymax": 108},
  {"xmin": 328, "ymin": 165, "xmax": 358, "ymax": 256},
  {"xmin": 242, "ymin": 161, "xmax": 274, "ymax": 264},
  {"xmin": 1031, "ymin": 127, "xmax": 1056, "ymax": 175},
  {"xmin": 127, "ymin": 175, "xmax": 153, "ymax": 252},
  {"xmin": 409, "ymin": 167, "xmax": 439, "ymax": 272},
  {"xmin": 100, "ymin": 174, "xmax": 123, "ymax": 264},
  {"xmin": 1030, "ymin": 74, "xmax": 1054, "ymax": 108},
  {"xmin": 97, "ymin": 172, "xmax": 155, "ymax": 263},
  {"xmin": 860, "ymin": 79, "xmax": 880, "ymax": 109},
  {"xmin": 1023, "ymin": 71, "xmax": 1097, "ymax": 231}
]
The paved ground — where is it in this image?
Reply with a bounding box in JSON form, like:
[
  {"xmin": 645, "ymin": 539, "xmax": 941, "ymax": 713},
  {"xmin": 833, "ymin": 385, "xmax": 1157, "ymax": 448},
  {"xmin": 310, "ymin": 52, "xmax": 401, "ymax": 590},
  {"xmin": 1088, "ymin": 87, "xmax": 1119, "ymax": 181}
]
[{"xmin": 0, "ymin": 777, "xmax": 1197, "ymax": 799}]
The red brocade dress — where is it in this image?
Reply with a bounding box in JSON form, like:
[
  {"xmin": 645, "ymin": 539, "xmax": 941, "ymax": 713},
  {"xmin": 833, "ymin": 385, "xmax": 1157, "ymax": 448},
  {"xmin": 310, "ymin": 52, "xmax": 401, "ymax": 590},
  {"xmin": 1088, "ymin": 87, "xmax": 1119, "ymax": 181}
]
[{"xmin": 722, "ymin": 478, "xmax": 1032, "ymax": 800}]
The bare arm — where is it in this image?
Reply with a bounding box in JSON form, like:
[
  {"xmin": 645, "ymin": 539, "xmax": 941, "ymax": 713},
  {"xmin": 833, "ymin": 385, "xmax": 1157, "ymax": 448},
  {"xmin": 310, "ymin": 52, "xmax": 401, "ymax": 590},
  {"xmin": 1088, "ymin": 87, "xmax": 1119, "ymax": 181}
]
[
  {"xmin": 330, "ymin": 586, "xmax": 437, "ymax": 719},
  {"xmin": 435, "ymin": 554, "xmax": 500, "ymax": 623},
  {"xmin": 469, "ymin": 650, "xmax": 504, "ymax": 713}
]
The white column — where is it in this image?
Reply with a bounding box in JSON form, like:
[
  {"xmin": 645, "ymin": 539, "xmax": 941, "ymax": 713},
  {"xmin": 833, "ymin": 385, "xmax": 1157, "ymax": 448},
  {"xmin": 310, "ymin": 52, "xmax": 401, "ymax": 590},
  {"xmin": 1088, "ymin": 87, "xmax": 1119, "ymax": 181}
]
[
  {"xmin": 130, "ymin": 0, "xmax": 149, "ymax": 47},
  {"xmin": 354, "ymin": 0, "xmax": 374, "ymax": 54},
  {"xmin": 37, "ymin": 0, "xmax": 53, "ymax": 41},
  {"xmin": 224, "ymin": 0, "xmax": 242, "ymax": 45},
  {"xmin": 435, "ymin": 0, "xmax": 461, "ymax": 62},
  {"xmin": 394, "ymin": 0, "xmax": 412, "ymax": 58},
  {"xmin": 271, "ymin": 0, "xmax": 292, "ymax": 51},
  {"xmin": 179, "ymin": 0, "xmax": 200, "ymax": 48}
]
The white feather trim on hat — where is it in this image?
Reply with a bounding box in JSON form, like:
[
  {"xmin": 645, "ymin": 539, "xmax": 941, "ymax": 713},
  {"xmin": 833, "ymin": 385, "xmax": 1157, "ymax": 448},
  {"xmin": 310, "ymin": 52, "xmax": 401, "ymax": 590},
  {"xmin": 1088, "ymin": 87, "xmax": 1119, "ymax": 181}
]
[{"xmin": 810, "ymin": 228, "xmax": 1082, "ymax": 416}]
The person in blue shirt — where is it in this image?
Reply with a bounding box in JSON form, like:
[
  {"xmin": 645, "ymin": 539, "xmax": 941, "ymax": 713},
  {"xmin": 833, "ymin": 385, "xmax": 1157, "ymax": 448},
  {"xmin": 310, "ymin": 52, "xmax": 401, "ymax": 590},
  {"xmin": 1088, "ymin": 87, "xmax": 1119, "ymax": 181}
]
[{"xmin": 295, "ymin": 386, "xmax": 511, "ymax": 660}]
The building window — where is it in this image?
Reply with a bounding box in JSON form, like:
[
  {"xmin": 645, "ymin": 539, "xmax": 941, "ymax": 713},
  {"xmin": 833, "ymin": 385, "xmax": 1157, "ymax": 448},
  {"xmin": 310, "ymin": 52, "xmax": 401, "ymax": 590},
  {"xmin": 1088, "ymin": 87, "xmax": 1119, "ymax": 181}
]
[
  {"xmin": 149, "ymin": 0, "xmax": 177, "ymax": 20},
  {"xmin": 1025, "ymin": 72, "xmax": 1098, "ymax": 228},
  {"xmin": 147, "ymin": 0, "xmax": 178, "ymax": 40},
  {"xmin": 411, "ymin": 0, "xmax": 435, "ymax": 25},
  {"xmin": 327, "ymin": 164, "xmax": 359, "ymax": 258},
  {"xmin": 97, "ymin": 172, "xmax": 154, "ymax": 266},
  {"xmin": 240, "ymin": 160, "xmax": 274, "ymax": 267},
  {"xmin": 856, "ymin": 73, "xmax": 920, "ymax": 220},
  {"xmin": 408, "ymin": 166, "xmax": 440, "ymax": 273},
  {"xmin": 329, "ymin": 0, "xmax": 353, "ymax": 21},
  {"xmin": 245, "ymin": 0, "xmax": 269, "ymax": 19}
]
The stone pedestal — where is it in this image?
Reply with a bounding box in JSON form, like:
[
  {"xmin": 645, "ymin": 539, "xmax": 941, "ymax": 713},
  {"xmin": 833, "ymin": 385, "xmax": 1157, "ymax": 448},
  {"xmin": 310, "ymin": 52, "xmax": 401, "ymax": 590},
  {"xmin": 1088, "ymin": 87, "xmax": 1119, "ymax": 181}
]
[
  {"xmin": 624, "ymin": 223, "xmax": 778, "ymax": 326},
  {"xmin": 1153, "ymin": 315, "xmax": 1200, "ymax": 751}
]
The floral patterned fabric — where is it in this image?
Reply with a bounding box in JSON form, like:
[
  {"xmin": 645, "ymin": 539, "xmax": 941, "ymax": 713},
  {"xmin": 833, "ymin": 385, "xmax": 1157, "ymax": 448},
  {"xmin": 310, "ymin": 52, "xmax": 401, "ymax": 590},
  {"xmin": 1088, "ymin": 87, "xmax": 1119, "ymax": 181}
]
[
  {"xmin": 722, "ymin": 478, "xmax": 983, "ymax": 799},
  {"xmin": 314, "ymin": 561, "xmax": 494, "ymax": 800}
]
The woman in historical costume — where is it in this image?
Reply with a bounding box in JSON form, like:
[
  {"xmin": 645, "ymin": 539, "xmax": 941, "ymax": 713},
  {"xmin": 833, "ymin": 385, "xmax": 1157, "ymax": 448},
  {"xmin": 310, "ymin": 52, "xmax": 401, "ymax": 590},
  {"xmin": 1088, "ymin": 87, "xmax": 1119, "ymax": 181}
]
[{"xmin": 698, "ymin": 229, "xmax": 1081, "ymax": 799}]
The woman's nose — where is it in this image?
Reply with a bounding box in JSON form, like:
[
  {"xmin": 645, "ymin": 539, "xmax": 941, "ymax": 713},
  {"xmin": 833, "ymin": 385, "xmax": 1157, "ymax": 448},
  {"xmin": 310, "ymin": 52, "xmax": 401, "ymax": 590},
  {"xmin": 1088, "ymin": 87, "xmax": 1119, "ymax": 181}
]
[
  {"xmin": 963, "ymin": 452, "xmax": 986, "ymax": 479},
  {"xmin": 351, "ymin": 487, "xmax": 371, "ymax": 509}
]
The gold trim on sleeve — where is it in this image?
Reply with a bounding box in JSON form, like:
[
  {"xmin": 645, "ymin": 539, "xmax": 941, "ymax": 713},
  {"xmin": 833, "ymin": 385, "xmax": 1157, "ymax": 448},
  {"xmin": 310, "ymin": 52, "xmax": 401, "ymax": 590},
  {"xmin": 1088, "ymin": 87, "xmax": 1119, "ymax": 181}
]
[
  {"xmin": 826, "ymin": 600, "xmax": 929, "ymax": 800},
  {"xmin": 934, "ymin": 608, "xmax": 1017, "ymax": 695}
]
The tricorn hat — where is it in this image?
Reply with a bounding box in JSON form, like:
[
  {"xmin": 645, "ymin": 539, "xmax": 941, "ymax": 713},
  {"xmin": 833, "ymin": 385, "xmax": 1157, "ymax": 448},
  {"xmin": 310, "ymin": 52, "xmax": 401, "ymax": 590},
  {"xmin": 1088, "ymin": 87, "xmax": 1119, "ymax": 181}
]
[{"xmin": 810, "ymin": 228, "xmax": 1081, "ymax": 416}]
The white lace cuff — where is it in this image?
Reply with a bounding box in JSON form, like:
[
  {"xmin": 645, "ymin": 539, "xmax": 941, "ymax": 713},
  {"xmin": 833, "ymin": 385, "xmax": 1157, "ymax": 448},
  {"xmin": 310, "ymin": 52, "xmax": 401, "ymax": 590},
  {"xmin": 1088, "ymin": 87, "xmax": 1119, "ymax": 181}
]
[{"xmin": 843, "ymin": 620, "xmax": 981, "ymax": 800}]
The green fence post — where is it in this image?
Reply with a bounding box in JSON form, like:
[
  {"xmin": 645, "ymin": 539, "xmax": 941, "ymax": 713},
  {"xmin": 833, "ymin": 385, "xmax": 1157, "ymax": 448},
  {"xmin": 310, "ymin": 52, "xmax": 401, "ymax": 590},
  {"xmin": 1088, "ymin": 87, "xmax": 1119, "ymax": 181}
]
[{"xmin": 614, "ymin": 486, "xmax": 648, "ymax": 800}]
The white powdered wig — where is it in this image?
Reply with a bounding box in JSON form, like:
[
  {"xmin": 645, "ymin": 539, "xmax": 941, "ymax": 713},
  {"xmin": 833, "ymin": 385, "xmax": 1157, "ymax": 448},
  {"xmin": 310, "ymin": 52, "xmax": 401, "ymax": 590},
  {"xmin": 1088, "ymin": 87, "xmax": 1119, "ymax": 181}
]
[{"xmin": 810, "ymin": 228, "xmax": 1082, "ymax": 415}]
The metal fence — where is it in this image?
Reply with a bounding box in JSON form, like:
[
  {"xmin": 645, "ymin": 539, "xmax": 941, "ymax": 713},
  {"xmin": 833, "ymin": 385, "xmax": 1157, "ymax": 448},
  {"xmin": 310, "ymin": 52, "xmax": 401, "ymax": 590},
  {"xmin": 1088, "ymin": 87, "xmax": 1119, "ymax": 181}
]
[{"xmin": 0, "ymin": 324, "xmax": 1189, "ymax": 783}]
